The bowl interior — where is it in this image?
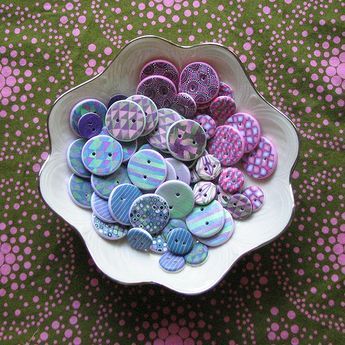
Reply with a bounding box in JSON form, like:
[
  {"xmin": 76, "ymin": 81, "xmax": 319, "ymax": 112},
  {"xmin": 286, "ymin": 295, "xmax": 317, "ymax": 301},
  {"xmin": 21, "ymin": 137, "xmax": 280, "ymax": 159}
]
[{"xmin": 39, "ymin": 37, "xmax": 298, "ymax": 294}]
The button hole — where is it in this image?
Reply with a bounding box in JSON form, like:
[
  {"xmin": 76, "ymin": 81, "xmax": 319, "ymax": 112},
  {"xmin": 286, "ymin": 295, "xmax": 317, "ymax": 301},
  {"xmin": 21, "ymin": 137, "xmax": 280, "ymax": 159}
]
[
  {"xmin": 205, "ymin": 221, "xmax": 209, "ymax": 225},
  {"xmin": 176, "ymin": 193, "xmax": 180, "ymax": 197},
  {"xmin": 143, "ymin": 175, "xmax": 147, "ymax": 179}
]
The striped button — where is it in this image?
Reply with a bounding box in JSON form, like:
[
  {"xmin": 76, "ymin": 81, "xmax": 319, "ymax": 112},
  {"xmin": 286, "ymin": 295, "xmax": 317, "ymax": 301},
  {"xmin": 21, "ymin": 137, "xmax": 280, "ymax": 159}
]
[
  {"xmin": 167, "ymin": 227, "xmax": 193, "ymax": 255},
  {"xmin": 127, "ymin": 149, "xmax": 167, "ymax": 191},
  {"xmin": 91, "ymin": 193, "xmax": 115, "ymax": 223},
  {"xmin": 127, "ymin": 228, "xmax": 152, "ymax": 251},
  {"xmin": 159, "ymin": 252, "xmax": 186, "ymax": 273}
]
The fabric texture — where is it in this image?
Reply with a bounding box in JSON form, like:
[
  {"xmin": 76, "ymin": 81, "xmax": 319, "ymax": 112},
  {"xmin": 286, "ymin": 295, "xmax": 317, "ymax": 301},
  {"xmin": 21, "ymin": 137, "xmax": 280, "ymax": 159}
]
[{"xmin": 0, "ymin": 1, "xmax": 343, "ymax": 344}]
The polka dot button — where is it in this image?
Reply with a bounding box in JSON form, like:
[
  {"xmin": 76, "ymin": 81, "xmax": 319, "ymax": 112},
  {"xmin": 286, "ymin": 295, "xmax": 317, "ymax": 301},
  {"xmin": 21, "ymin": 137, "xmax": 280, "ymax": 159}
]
[
  {"xmin": 81, "ymin": 135, "xmax": 123, "ymax": 176},
  {"xmin": 165, "ymin": 158, "xmax": 191, "ymax": 185},
  {"xmin": 147, "ymin": 108, "xmax": 181, "ymax": 151},
  {"xmin": 170, "ymin": 92, "xmax": 197, "ymax": 118},
  {"xmin": 167, "ymin": 228, "xmax": 193, "ymax": 255},
  {"xmin": 68, "ymin": 174, "xmax": 93, "ymax": 209},
  {"xmin": 159, "ymin": 252, "xmax": 186, "ymax": 273},
  {"xmin": 179, "ymin": 62, "xmax": 220, "ymax": 105},
  {"xmin": 224, "ymin": 193, "xmax": 253, "ymax": 220},
  {"xmin": 242, "ymin": 136, "xmax": 278, "ymax": 179},
  {"xmin": 195, "ymin": 114, "xmax": 217, "ymax": 139},
  {"xmin": 91, "ymin": 166, "xmax": 130, "ymax": 199},
  {"xmin": 105, "ymin": 100, "xmax": 146, "ymax": 142},
  {"xmin": 127, "ymin": 149, "xmax": 167, "ymax": 191},
  {"xmin": 226, "ymin": 112, "xmax": 261, "ymax": 153},
  {"xmin": 161, "ymin": 219, "xmax": 187, "ymax": 241},
  {"xmin": 155, "ymin": 180, "xmax": 194, "ymax": 219},
  {"xmin": 129, "ymin": 194, "xmax": 170, "ymax": 235},
  {"xmin": 91, "ymin": 193, "xmax": 116, "ymax": 223},
  {"xmin": 140, "ymin": 59, "xmax": 179, "ymax": 87},
  {"xmin": 108, "ymin": 183, "xmax": 142, "ymax": 225},
  {"xmin": 198, "ymin": 209, "xmax": 234, "ymax": 247},
  {"xmin": 195, "ymin": 154, "xmax": 222, "ymax": 181},
  {"xmin": 186, "ymin": 200, "xmax": 225, "ymax": 238},
  {"xmin": 218, "ymin": 167, "xmax": 245, "ymax": 194},
  {"xmin": 193, "ymin": 181, "xmax": 217, "ymax": 206},
  {"xmin": 127, "ymin": 228, "xmax": 153, "ymax": 251},
  {"xmin": 67, "ymin": 138, "xmax": 91, "ymax": 179},
  {"xmin": 137, "ymin": 75, "xmax": 177, "ymax": 109},
  {"xmin": 91, "ymin": 214, "xmax": 127, "ymax": 241},
  {"xmin": 150, "ymin": 235, "xmax": 168, "ymax": 254},
  {"xmin": 70, "ymin": 99, "xmax": 107, "ymax": 136},
  {"xmin": 167, "ymin": 119, "xmax": 207, "ymax": 161},
  {"xmin": 242, "ymin": 186, "xmax": 264, "ymax": 212},
  {"xmin": 210, "ymin": 95, "xmax": 236, "ymax": 124},
  {"xmin": 77, "ymin": 112, "xmax": 102, "ymax": 139},
  {"xmin": 127, "ymin": 95, "xmax": 158, "ymax": 136},
  {"xmin": 208, "ymin": 125, "xmax": 245, "ymax": 166},
  {"xmin": 184, "ymin": 243, "xmax": 209, "ymax": 266}
]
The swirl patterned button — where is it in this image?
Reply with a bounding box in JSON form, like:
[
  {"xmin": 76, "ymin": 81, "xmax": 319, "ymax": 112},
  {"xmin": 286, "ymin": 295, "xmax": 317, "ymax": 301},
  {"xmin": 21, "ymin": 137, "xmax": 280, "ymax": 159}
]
[{"xmin": 140, "ymin": 59, "xmax": 179, "ymax": 87}]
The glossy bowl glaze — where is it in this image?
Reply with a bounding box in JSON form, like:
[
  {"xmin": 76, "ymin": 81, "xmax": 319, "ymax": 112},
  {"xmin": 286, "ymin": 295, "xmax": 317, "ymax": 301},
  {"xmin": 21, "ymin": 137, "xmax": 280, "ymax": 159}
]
[{"xmin": 39, "ymin": 36, "xmax": 299, "ymax": 294}]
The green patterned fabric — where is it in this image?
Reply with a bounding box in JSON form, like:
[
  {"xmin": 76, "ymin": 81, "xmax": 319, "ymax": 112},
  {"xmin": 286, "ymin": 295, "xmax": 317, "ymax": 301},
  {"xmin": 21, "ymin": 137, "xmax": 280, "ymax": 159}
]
[{"xmin": 0, "ymin": 1, "xmax": 343, "ymax": 344}]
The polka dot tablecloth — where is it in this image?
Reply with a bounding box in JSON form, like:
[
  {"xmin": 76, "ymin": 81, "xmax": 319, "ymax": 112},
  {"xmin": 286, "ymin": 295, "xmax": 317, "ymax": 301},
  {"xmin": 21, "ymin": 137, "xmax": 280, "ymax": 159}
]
[{"xmin": 0, "ymin": 1, "xmax": 343, "ymax": 344}]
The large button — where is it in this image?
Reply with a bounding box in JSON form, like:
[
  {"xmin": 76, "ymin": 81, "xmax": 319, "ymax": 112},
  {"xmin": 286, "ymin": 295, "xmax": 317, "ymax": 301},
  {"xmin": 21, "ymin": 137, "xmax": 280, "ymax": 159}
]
[
  {"xmin": 68, "ymin": 174, "xmax": 93, "ymax": 209},
  {"xmin": 226, "ymin": 112, "xmax": 261, "ymax": 153},
  {"xmin": 127, "ymin": 149, "xmax": 167, "ymax": 191},
  {"xmin": 208, "ymin": 125, "xmax": 244, "ymax": 166},
  {"xmin": 165, "ymin": 158, "xmax": 191, "ymax": 185},
  {"xmin": 129, "ymin": 194, "xmax": 170, "ymax": 235},
  {"xmin": 81, "ymin": 135, "xmax": 123, "ymax": 176},
  {"xmin": 147, "ymin": 108, "xmax": 181, "ymax": 151},
  {"xmin": 67, "ymin": 138, "xmax": 91, "ymax": 179},
  {"xmin": 91, "ymin": 165, "xmax": 130, "ymax": 199},
  {"xmin": 105, "ymin": 100, "xmax": 146, "ymax": 142},
  {"xmin": 167, "ymin": 119, "xmax": 207, "ymax": 161},
  {"xmin": 137, "ymin": 75, "xmax": 177, "ymax": 108},
  {"xmin": 91, "ymin": 193, "xmax": 115, "ymax": 223},
  {"xmin": 195, "ymin": 114, "xmax": 217, "ymax": 139},
  {"xmin": 167, "ymin": 228, "xmax": 193, "ymax": 255},
  {"xmin": 127, "ymin": 228, "xmax": 153, "ymax": 251},
  {"xmin": 186, "ymin": 200, "xmax": 225, "ymax": 238},
  {"xmin": 77, "ymin": 112, "xmax": 103, "ymax": 139},
  {"xmin": 210, "ymin": 95, "xmax": 236, "ymax": 124},
  {"xmin": 179, "ymin": 62, "xmax": 220, "ymax": 105},
  {"xmin": 70, "ymin": 98, "xmax": 107, "ymax": 136},
  {"xmin": 159, "ymin": 252, "xmax": 186, "ymax": 272},
  {"xmin": 184, "ymin": 242, "xmax": 209, "ymax": 266},
  {"xmin": 242, "ymin": 185, "xmax": 264, "ymax": 212},
  {"xmin": 242, "ymin": 136, "xmax": 278, "ymax": 179},
  {"xmin": 170, "ymin": 92, "xmax": 197, "ymax": 118},
  {"xmin": 224, "ymin": 193, "xmax": 253, "ymax": 220},
  {"xmin": 156, "ymin": 180, "xmax": 194, "ymax": 219},
  {"xmin": 108, "ymin": 183, "xmax": 142, "ymax": 225},
  {"xmin": 91, "ymin": 214, "xmax": 127, "ymax": 241},
  {"xmin": 218, "ymin": 167, "xmax": 245, "ymax": 194},
  {"xmin": 195, "ymin": 154, "xmax": 221, "ymax": 180},
  {"xmin": 140, "ymin": 59, "xmax": 179, "ymax": 87},
  {"xmin": 193, "ymin": 181, "xmax": 217, "ymax": 206},
  {"xmin": 127, "ymin": 95, "xmax": 158, "ymax": 136}
]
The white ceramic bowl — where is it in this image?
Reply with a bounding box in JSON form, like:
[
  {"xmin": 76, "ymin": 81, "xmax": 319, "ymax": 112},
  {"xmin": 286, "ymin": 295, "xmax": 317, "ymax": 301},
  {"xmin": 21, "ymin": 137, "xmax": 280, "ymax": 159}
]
[{"xmin": 39, "ymin": 36, "xmax": 299, "ymax": 294}]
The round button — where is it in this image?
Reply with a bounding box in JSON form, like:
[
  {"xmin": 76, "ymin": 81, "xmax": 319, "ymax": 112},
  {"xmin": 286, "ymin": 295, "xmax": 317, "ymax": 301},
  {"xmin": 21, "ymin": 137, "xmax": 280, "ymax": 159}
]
[
  {"xmin": 108, "ymin": 183, "xmax": 142, "ymax": 225},
  {"xmin": 147, "ymin": 108, "xmax": 181, "ymax": 151},
  {"xmin": 184, "ymin": 243, "xmax": 209, "ymax": 266},
  {"xmin": 161, "ymin": 219, "xmax": 187, "ymax": 241},
  {"xmin": 107, "ymin": 94, "xmax": 127, "ymax": 108},
  {"xmin": 77, "ymin": 112, "xmax": 103, "ymax": 139},
  {"xmin": 91, "ymin": 193, "xmax": 116, "ymax": 223},
  {"xmin": 210, "ymin": 95, "xmax": 236, "ymax": 124},
  {"xmin": 179, "ymin": 62, "xmax": 220, "ymax": 105},
  {"xmin": 195, "ymin": 154, "xmax": 222, "ymax": 181},
  {"xmin": 91, "ymin": 214, "xmax": 128, "ymax": 241},
  {"xmin": 167, "ymin": 119, "xmax": 207, "ymax": 161},
  {"xmin": 198, "ymin": 209, "xmax": 234, "ymax": 247},
  {"xmin": 91, "ymin": 166, "xmax": 130, "ymax": 200},
  {"xmin": 105, "ymin": 100, "xmax": 146, "ymax": 142},
  {"xmin": 68, "ymin": 174, "xmax": 93, "ymax": 209},
  {"xmin": 186, "ymin": 200, "xmax": 225, "ymax": 238},
  {"xmin": 190, "ymin": 168, "xmax": 201, "ymax": 184},
  {"xmin": 150, "ymin": 235, "xmax": 168, "ymax": 254},
  {"xmin": 226, "ymin": 113, "xmax": 261, "ymax": 153},
  {"xmin": 129, "ymin": 194, "xmax": 170, "ymax": 235},
  {"xmin": 155, "ymin": 180, "xmax": 194, "ymax": 219},
  {"xmin": 159, "ymin": 252, "xmax": 186, "ymax": 273},
  {"xmin": 195, "ymin": 114, "xmax": 217, "ymax": 139},
  {"xmin": 127, "ymin": 149, "xmax": 167, "ymax": 191},
  {"xmin": 165, "ymin": 160, "xmax": 177, "ymax": 181},
  {"xmin": 167, "ymin": 228, "xmax": 193, "ymax": 255},
  {"xmin": 127, "ymin": 94, "xmax": 158, "ymax": 136},
  {"xmin": 67, "ymin": 138, "xmax": 91, "ymax": 179},
  {"xmin": 242, "ymin": 185, "xmax": 264, "ymax": 212},
  {"xmin": 81, "ymin": 135, "xmax": 123, "ymax": 176},
  {"xmin": 170, "ymin": 92, "xmax": 197, "ymax": 118},
  {"xmin": 140, "ymin": 59, "xmax": 179, "ymax": 87},
  {"xmin": 137, "ymin": 75, "xmax": 177, "ymax": 108},
  {"xmin": 121, "ymin": 140, "xmax": 137, "ymax": 162},
  {"xmin": 218, "ymin": 81, "xmax": 234, "ymax": 98},
  {"xmin": 127, "ymin": 228, "xmax": 153, "ymax": 251},
  {"xmin": 193, "ymin": 181, "xmax": 217, "ymax": 206},
  {"xmin": 208, "ymin": 125, "xmax": 244, "ymax": 166},
  {"xmin": 218, "ymin": 167, "xmax": 245, "ymax": 194},
  {"xmin": 225, "ymin": 193, "xmax": 253, "ymax": 220},
  {"xmin": 165, "ymin": 158, "xmax": 191, "ymax": 185},
  {"xmin": 242, "ymin": 136, "xmax": 278, "ymax": 179},
  {"xmin": 70, "ymin": 99, "xmax": 107, "ymax": 136}
]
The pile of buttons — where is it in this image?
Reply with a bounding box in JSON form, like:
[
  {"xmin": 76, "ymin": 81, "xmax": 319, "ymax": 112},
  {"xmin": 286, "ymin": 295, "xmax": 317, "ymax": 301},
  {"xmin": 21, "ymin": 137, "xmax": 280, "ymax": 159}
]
[{"xmin": 67, "ymin": 59, "xmax": 278, "ymax": 273}]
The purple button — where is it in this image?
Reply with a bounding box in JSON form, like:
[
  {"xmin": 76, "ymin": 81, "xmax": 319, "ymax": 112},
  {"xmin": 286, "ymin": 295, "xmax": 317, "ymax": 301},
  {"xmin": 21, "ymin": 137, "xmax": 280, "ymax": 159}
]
[
  {"xmin": 170, "ymin": 92, "xmax": 197, "ymax": 118},
  {"xmin": 77, "ymin": 113, "xmax": 103, "ymax": 139},
  {"xmin": 140, "ymin": 59, "xmax": 179, "ymax": 87},
  {"xmin": 179, "ymin": 62, "xmax": 220, "ymax": 105},
  {"xmin": 195, "ymin": 114, "xmax": 217, "ymax": 139},
  {"xmin": 107, "ymin": 94, "xmax": 127, "ymax": 108}
]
